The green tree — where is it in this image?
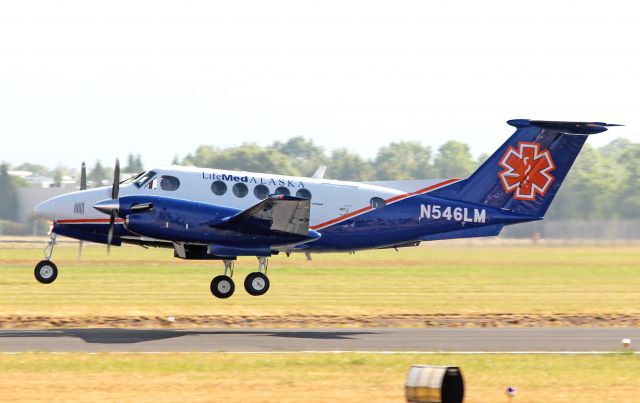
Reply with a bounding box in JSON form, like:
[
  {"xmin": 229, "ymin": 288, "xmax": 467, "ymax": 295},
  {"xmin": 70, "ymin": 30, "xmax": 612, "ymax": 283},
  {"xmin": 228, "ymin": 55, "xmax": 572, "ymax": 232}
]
[
  {"xmin": 433, "ymin": 140, "xmax": 475, "ymax": 178},
  {"xmin": 182, "ymin": 145, "xmax": 218, "ymax": 167},
  {"xmin": 475, "ymin": 152, "xmax": 490, "ymax": 169},
  {"xmin": 53, "ymin": 167, "xmax": 64, "ymax": 187},
  {"xmin": 88, "ymin": 160, "xmax": 108, "ymax": 186},
  {"xmin": 327, "ymin": 149, "xmax": 374, "ymax": 181},
  {"xmin": 374, "ymin": 141, "xmax": 435, "ymax": 180},
  {"xmin": 125, "ymin": 154, "xmax": 144, "ymax": 173},
  {"xmin": 271, "ymin": 137, "xmax": 328, "ymax": 177},
  {"xmin": 546, "ymin": 143, "xmax": 623, "ymax": 220},
  {"xmin": 0, "ymin": 163, "xmax": 19, "ymax": 221},
  {"xmin": 185, "ymin": 144, "xmax": 299, "ymax": 176},
  {"xmin": 618, "ymin": 144, "xmax": 640, "ymax": 218}
]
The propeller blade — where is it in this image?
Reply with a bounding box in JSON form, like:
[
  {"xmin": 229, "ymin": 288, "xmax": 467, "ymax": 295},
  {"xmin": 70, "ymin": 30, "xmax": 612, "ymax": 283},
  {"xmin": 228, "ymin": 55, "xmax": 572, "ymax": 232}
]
[
  {"xmin": 112, "ymin": 159, "xmax": 120, "ymax": 200},
  {"xmin": 80, "ymin": 162, "xmax": 87, "ymax": 190},
  {"xmin": 107, "ymin": 213, "xmax": 116, "ymax": 254},
  {"xmin": 77, "ymin": 161, "xmax": 87, "ymax": 259}
]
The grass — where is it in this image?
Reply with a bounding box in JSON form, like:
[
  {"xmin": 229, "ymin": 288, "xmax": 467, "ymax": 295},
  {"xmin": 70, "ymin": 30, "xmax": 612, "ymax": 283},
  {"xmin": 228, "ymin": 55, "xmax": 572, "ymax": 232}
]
[
  {"xmin": 1, "ymin": 243, "xmax": 640, "ymax": 318},
  {"xmin": 1, "ymin": 244, "xmax": 639, "ymax": 402},
  {"xmin": 0, "ymin": 352, "xmax": 638, "ymax": 402},
  {"xmin": 1, "ymin": 243, "xmax": 639, "ymax": 319}
]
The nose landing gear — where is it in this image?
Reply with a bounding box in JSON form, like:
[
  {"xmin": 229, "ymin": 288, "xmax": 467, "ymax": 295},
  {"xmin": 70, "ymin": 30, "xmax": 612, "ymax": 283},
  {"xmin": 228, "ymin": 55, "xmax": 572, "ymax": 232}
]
[{"xmin": 34, "ymin": 233, "xmax": 58, "ymax": 284}]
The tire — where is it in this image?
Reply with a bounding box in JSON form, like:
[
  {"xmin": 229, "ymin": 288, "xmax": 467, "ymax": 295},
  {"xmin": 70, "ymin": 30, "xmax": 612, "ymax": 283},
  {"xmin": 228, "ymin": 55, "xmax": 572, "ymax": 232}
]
[
  {"xmin": 34, "ymin": 260, "xmax": 58, "ymax": 284},
  {"xmin": 244, "ymin": 272, "xmax": 270, "ymax": 296},
  {"xmin": 210, "ymin": 275, "xmax": 235, "ymax": 299}
]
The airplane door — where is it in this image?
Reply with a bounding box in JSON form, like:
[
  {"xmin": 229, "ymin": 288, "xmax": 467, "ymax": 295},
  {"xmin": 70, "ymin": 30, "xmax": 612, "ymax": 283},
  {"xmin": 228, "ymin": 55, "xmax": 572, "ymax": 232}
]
[
  {"xmin": 307, "ymin": 189, "xmax": 327, "ymax": 226},
  {"xmin": 315, "ymin": 183, "xmax": 358, "ymax": 227}
]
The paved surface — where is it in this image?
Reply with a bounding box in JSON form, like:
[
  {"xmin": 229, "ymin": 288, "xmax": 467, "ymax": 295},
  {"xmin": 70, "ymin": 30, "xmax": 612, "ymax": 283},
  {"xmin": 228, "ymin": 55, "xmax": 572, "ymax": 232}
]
[{"xmin": 1, "ymin": 328, "xmax": 639, "ymax": 352}]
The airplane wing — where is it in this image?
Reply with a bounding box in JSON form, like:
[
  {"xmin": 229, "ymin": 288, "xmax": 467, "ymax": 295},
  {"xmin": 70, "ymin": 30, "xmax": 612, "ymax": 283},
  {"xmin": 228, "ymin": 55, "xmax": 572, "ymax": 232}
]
[{"xmin": 210, "ymin": 195, "xmax": 312, "ymax": 236}]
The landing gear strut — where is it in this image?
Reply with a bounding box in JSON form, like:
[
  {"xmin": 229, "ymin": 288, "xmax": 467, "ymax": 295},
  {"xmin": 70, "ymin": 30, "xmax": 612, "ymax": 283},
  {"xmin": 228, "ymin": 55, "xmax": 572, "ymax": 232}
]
[
  {"xmin": 244, "ymin": 257, "xmax": 270, "ymax": 296},
  {"xmin": 210, "ymin": 260, "xmax": 235, "ymax": 299},
  {"xmin": 34, "ymin": 233, "xmax": 58, "ymax": 284}
]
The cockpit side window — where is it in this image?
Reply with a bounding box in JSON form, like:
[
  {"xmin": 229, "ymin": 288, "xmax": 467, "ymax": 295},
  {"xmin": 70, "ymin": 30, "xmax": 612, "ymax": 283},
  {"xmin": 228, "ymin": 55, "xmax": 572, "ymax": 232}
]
[
  {"xmin": 160, "ymin": 175, "xmax": 180, "ymax": 191},
  {"xmin": 133, "ymin": 171, "xmax": 156, "ymax": 188}
]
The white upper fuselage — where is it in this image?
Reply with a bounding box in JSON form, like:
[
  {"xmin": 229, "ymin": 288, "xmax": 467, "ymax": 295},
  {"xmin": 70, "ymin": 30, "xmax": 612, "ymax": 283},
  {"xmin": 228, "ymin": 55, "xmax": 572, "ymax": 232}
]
[{"xmin": 35, "ymin": 165, "xmax": 446, "ymax": 231}]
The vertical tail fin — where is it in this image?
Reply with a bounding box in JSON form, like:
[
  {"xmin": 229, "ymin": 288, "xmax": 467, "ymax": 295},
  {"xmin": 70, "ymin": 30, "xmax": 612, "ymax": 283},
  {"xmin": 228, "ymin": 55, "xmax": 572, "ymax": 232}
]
[{"xmin": 431, "ymin": 119, "xmax": 620, "ymax": 217}]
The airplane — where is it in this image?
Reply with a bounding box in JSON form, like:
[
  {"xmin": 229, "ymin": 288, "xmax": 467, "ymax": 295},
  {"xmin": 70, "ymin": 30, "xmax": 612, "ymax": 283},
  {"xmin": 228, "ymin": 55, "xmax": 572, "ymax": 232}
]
[{"xmin": 33, "ymin": 119, "xmax": 619, "ymax": 298}]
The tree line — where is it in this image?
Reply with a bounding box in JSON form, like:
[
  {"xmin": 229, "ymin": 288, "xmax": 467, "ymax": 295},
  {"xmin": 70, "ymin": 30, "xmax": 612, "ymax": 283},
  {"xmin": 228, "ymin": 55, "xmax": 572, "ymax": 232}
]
[{"xmin": 1, "ymin": 137, "xmax": 638, "ymax": 226}]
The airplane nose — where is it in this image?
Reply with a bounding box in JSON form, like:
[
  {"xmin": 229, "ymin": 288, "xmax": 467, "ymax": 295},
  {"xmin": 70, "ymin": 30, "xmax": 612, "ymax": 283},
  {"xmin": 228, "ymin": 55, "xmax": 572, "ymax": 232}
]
[{"xmin": 34, "ymin": 200, "xmax": 55, "ymax": 220}]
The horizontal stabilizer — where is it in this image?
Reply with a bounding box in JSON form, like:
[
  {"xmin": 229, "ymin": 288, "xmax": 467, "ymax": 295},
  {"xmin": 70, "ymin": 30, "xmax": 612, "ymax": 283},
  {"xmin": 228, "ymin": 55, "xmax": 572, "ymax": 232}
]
[{"xmin": 507, "ymin": 119, "xmax": 622, "ymax": 135}]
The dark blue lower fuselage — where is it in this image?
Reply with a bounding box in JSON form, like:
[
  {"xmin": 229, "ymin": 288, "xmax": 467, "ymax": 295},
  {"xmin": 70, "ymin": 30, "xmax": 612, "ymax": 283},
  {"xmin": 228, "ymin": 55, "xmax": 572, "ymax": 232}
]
[{"xmin": 53, "ymin": 192, "xmax": 535, "ymax": 255}]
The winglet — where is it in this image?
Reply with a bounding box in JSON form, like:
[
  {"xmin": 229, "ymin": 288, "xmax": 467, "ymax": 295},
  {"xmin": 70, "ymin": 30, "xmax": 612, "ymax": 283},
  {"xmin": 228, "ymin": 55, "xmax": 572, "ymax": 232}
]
[{"xmin": 312, "ymin": 165, "xmax": 327, "ymax": 179}]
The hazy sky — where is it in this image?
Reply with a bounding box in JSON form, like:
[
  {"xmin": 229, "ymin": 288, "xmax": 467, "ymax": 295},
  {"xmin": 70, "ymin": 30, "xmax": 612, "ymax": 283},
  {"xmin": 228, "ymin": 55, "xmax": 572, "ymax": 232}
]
[{"xmin": 1, "ymin": 1, "xmax": 638, "ymax": 170}]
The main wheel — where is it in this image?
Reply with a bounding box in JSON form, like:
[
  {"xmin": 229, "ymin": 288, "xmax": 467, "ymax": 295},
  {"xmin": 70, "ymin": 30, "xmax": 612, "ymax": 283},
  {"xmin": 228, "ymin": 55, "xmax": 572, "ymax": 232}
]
[
  {"xmin": 210, "ymin": 275, "xmax": 235, "ymax": 299},
  {"xmin": 244, "ymin": 272, "xmax": 270, "ymax": 296},
  {"xmin": 34, "ymin": 260, "xmax": 58, "ymax": 284}
]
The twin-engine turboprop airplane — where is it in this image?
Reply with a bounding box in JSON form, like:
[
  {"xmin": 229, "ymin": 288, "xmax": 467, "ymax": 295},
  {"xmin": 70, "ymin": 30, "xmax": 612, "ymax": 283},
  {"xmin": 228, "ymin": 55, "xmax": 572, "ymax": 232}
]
[{"xmin": 34, "ymin": 119, "xmax": 618, "ymax": 298}]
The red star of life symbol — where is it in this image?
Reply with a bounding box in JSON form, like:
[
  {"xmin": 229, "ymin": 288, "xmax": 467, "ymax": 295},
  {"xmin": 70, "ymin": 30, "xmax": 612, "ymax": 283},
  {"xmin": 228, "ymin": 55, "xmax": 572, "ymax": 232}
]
[{"xmin": 498, "ymin": 142, "xmax": 556, "ymax": 200}]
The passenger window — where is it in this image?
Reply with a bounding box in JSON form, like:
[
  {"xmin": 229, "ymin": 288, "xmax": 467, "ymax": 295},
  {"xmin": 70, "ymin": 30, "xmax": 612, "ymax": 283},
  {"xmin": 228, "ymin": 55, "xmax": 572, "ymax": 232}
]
[
  {"xmin": 233, "ymin": 183, "xmax": 248, "ymax": 198},
  {"xmin": 254, "ymin": 184, "xmax": 269, "ymax": 199},
  {"xmin": 275, "ymin": 187, "xmax": 290, "ymax": 196},
  {"xmin": 211, "ymin": 181, "xmax": 227, "ymax": 196},
  {"xmin": 296, "ymin": 188, "xmax": 312, "ymax": 199},
  {"xmin": 370, "ymin": 197, "xmax": 385, "ymax": 209},
  {"xmin": 160, "ymin": 176, "xmax": 180, "ymax": 191}
]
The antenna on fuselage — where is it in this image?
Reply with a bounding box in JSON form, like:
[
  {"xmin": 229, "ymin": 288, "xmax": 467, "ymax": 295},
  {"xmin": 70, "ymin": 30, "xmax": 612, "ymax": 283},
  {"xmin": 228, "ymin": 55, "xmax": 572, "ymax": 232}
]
[{"xmin": 312, "ymin": 165, "xmax": 326, "ymax": 179}]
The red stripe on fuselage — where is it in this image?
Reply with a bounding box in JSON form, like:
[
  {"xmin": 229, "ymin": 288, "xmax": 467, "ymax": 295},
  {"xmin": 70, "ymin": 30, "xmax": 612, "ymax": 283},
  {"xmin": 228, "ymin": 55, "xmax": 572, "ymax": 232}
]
[
  {"xmin": 310, "ymin": 178, "xmax": 461, "ymax": 231},
  {"xmin": 57, "ymin": 218, "xmax": 125, "ymax": 224}
]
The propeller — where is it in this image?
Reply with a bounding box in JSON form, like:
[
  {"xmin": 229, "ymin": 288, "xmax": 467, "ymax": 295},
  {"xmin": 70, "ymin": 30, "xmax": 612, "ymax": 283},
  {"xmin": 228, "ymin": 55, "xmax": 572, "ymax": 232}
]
[
  {"xmin": 78, "ymin": 162, "xmax": 86, "ymax": 260},
  {"xmin": 80, "ymin": 162, "xmax": 87, "ymax": 190},
  {"xmin": 107, "ymin": 159, "xmax": 120, "ymax": 253},
  {"xmin": 92, "ymin": 159, "xmax": 120, "ymax": 253}
]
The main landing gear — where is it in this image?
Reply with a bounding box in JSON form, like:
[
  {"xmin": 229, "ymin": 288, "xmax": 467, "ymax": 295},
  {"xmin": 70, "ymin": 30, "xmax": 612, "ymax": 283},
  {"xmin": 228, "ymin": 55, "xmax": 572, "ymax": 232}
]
[
  {"xmin": 209, "ymin": 257, "xmax": 271, "ymax": 299},
  {"xmin": 34, "ymin": 233, "xmax": 58, "ymax": 284}
]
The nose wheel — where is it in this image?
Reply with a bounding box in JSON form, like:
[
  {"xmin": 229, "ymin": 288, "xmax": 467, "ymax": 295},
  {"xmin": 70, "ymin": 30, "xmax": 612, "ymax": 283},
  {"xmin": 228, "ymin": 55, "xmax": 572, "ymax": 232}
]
[
  {"xmin": 34, "ymin": 260, "xmax": 58, "ymax": 284},
  {"xmin": 34, "ymin": 233, "xmax": 58, "ymax": 284}
]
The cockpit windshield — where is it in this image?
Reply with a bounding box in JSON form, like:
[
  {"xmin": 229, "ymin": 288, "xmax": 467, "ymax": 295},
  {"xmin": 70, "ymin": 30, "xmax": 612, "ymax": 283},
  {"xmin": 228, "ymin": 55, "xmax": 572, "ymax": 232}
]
[
  {"xmin": 132, "ymin": 171, "xmax": 157, "ymax": 188},
  {"xmin": 120, "ymin": 171, "xmax": 146, "ymax": 185}
]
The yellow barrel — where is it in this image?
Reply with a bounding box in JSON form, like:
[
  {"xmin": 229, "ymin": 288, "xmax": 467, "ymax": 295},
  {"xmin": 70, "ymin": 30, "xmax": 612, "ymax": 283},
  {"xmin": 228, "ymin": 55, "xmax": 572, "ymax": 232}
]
[{"xmin": 405, "ymin": 365, "xmax": 464, "ymax": 403}]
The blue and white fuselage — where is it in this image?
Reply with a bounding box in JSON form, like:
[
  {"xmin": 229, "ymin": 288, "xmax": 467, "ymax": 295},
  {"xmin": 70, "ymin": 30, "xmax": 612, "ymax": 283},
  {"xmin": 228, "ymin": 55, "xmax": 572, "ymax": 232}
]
[
  {"xmin": 35, "ymin": 167, "xmax": 533, "ymax": 253},
  {"xmin": 32, "ymin": 119, "xmax": 619, "ymax": 298}
]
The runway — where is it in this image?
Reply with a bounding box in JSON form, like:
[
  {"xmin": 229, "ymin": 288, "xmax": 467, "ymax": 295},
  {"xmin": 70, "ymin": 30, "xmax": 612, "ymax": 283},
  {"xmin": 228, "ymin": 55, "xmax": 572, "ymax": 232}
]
[{"xmin": 1, "ymin": 328, "xmax": 639, "ymax": 353}]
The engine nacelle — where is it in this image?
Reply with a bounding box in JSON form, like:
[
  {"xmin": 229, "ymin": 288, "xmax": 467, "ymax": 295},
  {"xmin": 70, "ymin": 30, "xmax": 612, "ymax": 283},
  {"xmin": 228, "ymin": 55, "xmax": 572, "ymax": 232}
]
[{"xmin": 117, "ymin": 195, "xmax": 317, "ymax": 248}]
